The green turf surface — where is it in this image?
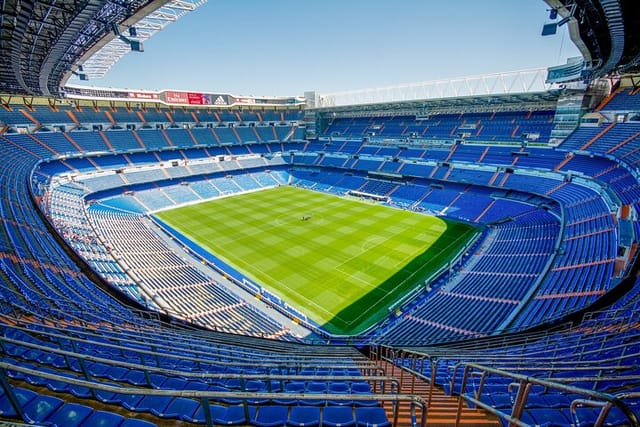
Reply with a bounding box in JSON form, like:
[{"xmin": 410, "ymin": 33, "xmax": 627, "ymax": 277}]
[{"xmin": 155, "ymin": 186, "xmax": 477, "ymax": 335}]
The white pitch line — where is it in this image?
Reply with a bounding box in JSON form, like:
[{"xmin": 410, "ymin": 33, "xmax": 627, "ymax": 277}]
[{"xmin": 340, "ymin": 226, "xmax": 474, "ymax": 326}]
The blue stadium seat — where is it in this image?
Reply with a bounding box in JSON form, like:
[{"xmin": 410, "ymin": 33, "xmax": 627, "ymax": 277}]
[
  {"xmin": 186, "ymin": 403, "xmax": 228, "ymax": 424},
  {"xmin": 45, "ymin": 402, "xmax": 94, "ymax": 427},
  {"xmin": 323, "ymin": 406, "xmax": 356, "ymax": 427},
  {"xmin": 253, "ymin": 405, "xmax": 289, "ymax": 427},
  {"xmin": 328, "ymin": 381, "xmax": 352, "ymax": 405},
  {"xmin": 355, "ymin": 407, "xmax": 391, "ymax": 427},
  {"xmin": 287, "ymin": 406, "xmax": 321, "ymax": 427},
  {"xmin": 214, "ymin": 404, "xmax": 257, "ymax": 425},
  {"xmin": 162, "ymin": 397, "xmax": 200, "ymax": 420},
  {"xmin": 81, "ymin": 410, "xmax": 125, "ymax": 427},
  {"xmin": 21, "ymin": 394, "xmax": 64, "ymax": 424},
  {"xmin": 300, "ymin": 381, "xmax": 327, "ymax": 405},
  {"xmin": 0, "ymin": 387, "xmax": 37, "ymax": 417}
]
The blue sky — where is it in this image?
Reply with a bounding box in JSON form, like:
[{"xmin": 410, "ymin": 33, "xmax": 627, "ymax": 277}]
[{"xmin": 71, "ymin": 0, "xmax": 580, "ymax": 97}]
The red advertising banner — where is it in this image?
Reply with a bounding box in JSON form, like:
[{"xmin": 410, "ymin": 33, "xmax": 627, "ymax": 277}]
[
  {"xmin": 164, "ymin": 91, "xmax": 189, "ymax": 104},
  {"xmin": 187, "ymin": 92, "xmax": 204, "ymax": 105}
]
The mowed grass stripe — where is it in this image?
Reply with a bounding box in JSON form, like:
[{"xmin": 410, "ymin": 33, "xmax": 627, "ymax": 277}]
[
  {"xmin": 331, "ymin": 221, "xmax": 477, "ymax": 334},
  {"xmin": 156, "ymin": 186, "xmax": 477, "ymax": 335}
]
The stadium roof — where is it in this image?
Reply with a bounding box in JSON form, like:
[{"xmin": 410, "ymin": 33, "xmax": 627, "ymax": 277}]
[
  {"xmin": 544, "ymin": 0, "xmax": 640, "ymax": 80},
  {"xmin": 315, "ymin": 69, "xmax": 562, "ymax": 110},
  {"xmin": 312, "ymin": 90, "xmax": 564, "ymax": 118},
  {"xmin": 0, "ymin": 1, "xmax": 638, "ymax": 99},
  {"xmin": 0, "ymin": 0, "xmax": 204, "ymax": 97},
  {"xmin": 69, "ymin": 0, "xmax": 206, "ymax": 82}
]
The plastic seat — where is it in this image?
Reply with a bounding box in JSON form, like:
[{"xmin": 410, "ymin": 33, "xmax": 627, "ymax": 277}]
[
  {"xmin": 68, "ymin": 381, "xmax": 93, "ymax": 399},
  {"xmin": 535, "ymin": 393, "xmax": 573, "ymax": 408},
  {"xmin": 36, "ymin": 352, "xmax": 67, "ymax": 369},
  {"xmin": 246, "ymin": 381, "xmax": 271, "ymax": 405},
  {"xmin": 45, "ymin": 402, "xmax": 94, "ymax": 427},
  {"xmin": 160, "ymin": 377, "xmax": 188, "ymax": 390},
  {"xmin": 225, "ymin": 378, "xmax": 243, "ymax": 390},
  {"xmin": 148, "ymin": 373, "xmax": 169, "ymax": 388},
  {"xmin": 2, "ymin": 360, "xmax": 33, "ymax": 380},
  {"xmin": 483, "ymin": 392, "xmax": 512, "ymax": 410},
  {"xmin": 119, "ymin": 392, "xmax": 147, "ymax": 411},
  {"xmin": 94, "ymin": 382, "xmax": 122, "ymax": 404},
  {"xmin": 106, "ymin": 366, "xmax": 129, "ymax": 381},
  {"xmin": 184, "ymin": 380, "xmax": 209, "ymax": 391},
  {"xmin": 519, "ymin": 408, "xmax": 573, "ymax": 427},
  {"xmin": 245, "ymin": 379, "xmax": 268, "ymax": 392},
  {"xmin": 175, "ymin": 359, "xmax": 198, "ymax": 371},
  {"xmin": 139, "ymin": 395, "xmax": 174, "ymax": 416},
  {"xmin": 86, "ymin": 362, "xmax": 111, "ymax": 377},
  {"xmin": 253, "ymin": 405, "xmax": 289, "ymax": 427},
  {"xmin": 25, "ymin": 367, "xmax": 57, "ymax": 386},
  {"xmin": 81, "ymin": 410, "xmax": 125, "ymax": 427},
  {"xmin": 163, "ymin": 397, "xmax": 199, "ymax": 420},
  {"xmin": 266, "ymin": 380, "xmax": 282, "ymax": 393},
  {"xmin": 208, "ymin": 384, "xmax": 242, "ymax": 405},
  {"xmin": 523, "ymin": 393, "xmax": 555, "ymax": 409},
  {"xmin": 187, "ymin": 403, "xmax": 227, "ymax": 424},
  {"xmin": 287, "ymin": 406, "xmax": 320, "ymax": 427},
  {"xmin": 214, "ymin": 404, "xmax": 257, "ymax": 425},
  {"xmin": 0, "ymin": 387, "xmax": 37, "ymax": 417},
  {"xmin": 301, "ymin": 381, "xmax": 327, "ymax": 406},
  {"xmin": 22, "ymin": 394, "xmax": 64, "ymax": 424},
  {"xmin": 123, "ymin": 369, "xmax": 148, "ymax": 386},
  {"xmin": 2, "ymin": 342, "xmax": 29, "ymax": 358},
  {"xmin": 351, "ymin": 382, "xmax": 379, "ymax": 408},
  {"xmin": 274, "ymin": 381, "xmax": 306, "ymax": 405},
  {"xmin": 284, "ymin": 382, "xmax": 306, "ymax": 393},
  {"xmin": 328, "ymin": 382, "xmax": 352, "ymax": 406},
  {"xmin": 351, "ymin": 382, "xmax": 372, "ymax": 394},
  {"xmin": 323, "ymin": 406, "xmax": 356, "ymax": 427},
  {"xmin": 355, "ymin": 407, "xmax": 391, "ymax": 427},
  {"xmin": 45, "ymin": 373, "xmax": 75, "ymax": 393},
  {"xmin": 20, "ymin": 348, "xmax": 45, "ymax": 362}
]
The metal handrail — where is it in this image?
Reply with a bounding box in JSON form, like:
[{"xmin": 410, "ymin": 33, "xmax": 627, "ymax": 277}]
[
  {"xmin": 454, "ymin": 363, "xmax": 639, "ymax": 427},
  {"xmin": 1, "ymin": 322, "xmax": 376, "ymax": 371},
  {"xmin": 379, "ymin": 331, "xmax": 640, "ymax": 371},
  {"xmin": 0, "ymin": 335, "xmax": 394, "ymax": 390},
  {"xmin": 0, "ymin": 361, "xmax": 428, "ymax": 427},
  {"xmin": 0, "ymin": 305, "xmax": 356, "ymax": 355}
]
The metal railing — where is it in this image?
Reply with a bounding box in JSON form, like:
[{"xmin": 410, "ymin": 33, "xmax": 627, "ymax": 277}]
[
  {"xmin": 455, "ymin": 363, "xmax": 638, "ymax": 427},
  {"xmin": 0, "ymin": 361, "xmax": 427, "ymax": 427}
]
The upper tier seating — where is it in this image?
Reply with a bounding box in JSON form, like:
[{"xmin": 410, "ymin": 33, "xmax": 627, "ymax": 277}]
[{"xmin": 322, "ymin": 110, "xmax": 555, "ymax": 143}]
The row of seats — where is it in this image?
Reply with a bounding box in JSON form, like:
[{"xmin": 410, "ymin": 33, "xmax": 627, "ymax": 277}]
[
  {"xmin": 0, "ymin": 305, "xmax": 391, "ymax": 426},
  {"xmin": 383, "ymin": 276, "xmax": 640, "ymax": 425},
  {"xmin": 323, "ymin": 110, "xmax": 555, "ymax": 142},
  {"xmin": 0, "ymin": 104, "xmax": 304, "ymax": 127}
]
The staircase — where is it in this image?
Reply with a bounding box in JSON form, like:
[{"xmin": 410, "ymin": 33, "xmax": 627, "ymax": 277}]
[{"xmin": 375, "ymin": 359, "xmax": 500, "ymax": 426}]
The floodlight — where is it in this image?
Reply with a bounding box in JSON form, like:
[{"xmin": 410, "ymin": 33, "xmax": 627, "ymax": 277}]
[
  {"xmin": 130, "ymin": 40, "xmax": 144, "ymax": 52},
  {"xmin": 72, "ymin": 70, "xmax": 87, "ymax": 80},
  {"xmin": 118, "ymin": 34, "xmax": 144, "ymax": 52},
  {"xmin": 542, "ymin": 23, "xmax": 557, "ymax": 36}
]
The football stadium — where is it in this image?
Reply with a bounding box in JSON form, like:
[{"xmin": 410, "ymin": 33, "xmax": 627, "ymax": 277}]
[{"xmin": 0, "ymin": 1, "xmax": 639, "ymax": 426}]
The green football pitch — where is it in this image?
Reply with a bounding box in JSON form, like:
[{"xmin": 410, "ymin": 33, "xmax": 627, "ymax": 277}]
[{"xmin": 155, "ymin": 186, "xmax": 477, "ymax": 335}]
